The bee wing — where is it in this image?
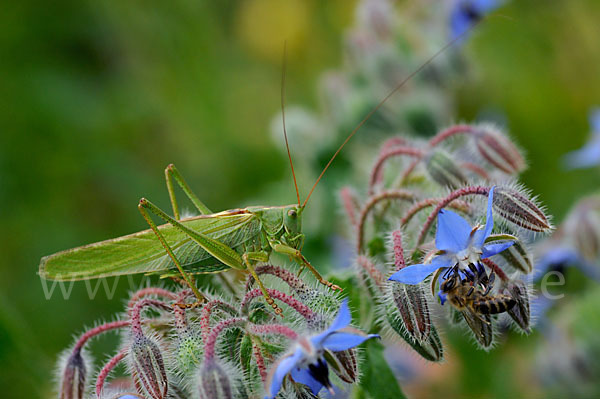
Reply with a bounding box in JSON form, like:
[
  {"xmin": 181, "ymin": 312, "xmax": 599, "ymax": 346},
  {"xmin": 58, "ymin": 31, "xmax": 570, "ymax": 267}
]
[{"xmin": 461, "ymin": 310, "xmax": 493, "ymax": 348}]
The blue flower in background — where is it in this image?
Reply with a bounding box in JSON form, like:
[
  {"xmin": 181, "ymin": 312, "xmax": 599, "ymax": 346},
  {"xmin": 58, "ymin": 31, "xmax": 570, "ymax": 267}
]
[
  {"xmin": 563, "ymin": 107, "xmax": 600, "ymax": 169},
  {"xmin": 534, "ymin": 246, "xmax": 600, "ymax": 282},
  {"xmin": 389, "ymin": 187, "xmax": 514, "ymax": 285},
  {"xmin": 265, "ymin": 300, "xmax": 379, "ymax": 399},
  {"xmin": 449, "ymin": 0, "xmax": 500, "ymax": 40}
]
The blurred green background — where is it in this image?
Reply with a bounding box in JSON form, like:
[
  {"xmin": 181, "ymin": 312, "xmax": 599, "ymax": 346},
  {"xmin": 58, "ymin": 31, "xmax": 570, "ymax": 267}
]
[{"xmin": 1, "ymin": 0, "xmax": 599, "ymax": 398}]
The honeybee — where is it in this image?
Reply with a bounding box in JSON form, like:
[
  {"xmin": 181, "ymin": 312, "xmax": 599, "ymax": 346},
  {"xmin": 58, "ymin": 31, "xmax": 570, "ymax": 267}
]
[
  {"xmin": 440, "ymin": 264, "xmax": 516, "ymax": 346},
  {"xmin": 440, "ymin": 273, "xmax": 516, "ymax": 316}
]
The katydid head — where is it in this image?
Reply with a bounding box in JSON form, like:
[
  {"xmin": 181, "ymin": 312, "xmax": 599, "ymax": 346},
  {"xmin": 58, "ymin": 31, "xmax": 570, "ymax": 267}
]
[{"xmin": 282, "ymin": 204, "xmax": 304, "ymax": 250}]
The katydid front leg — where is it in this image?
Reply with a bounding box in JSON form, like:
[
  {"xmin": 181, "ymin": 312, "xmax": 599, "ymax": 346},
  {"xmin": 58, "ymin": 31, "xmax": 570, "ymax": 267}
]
[
  {"xmin": 138, "ymin": 198, "xmax": 284, "ymax": 316},
  {"xmin": 242, "ymin": 251, "xmax": 285, "ymax": 316},
  {"xmin": 270, "ymin": 242, "xmax": 342, "ymax": 291}
]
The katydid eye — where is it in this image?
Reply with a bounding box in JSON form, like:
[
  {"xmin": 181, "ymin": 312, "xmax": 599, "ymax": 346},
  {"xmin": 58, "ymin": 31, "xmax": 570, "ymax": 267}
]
[{"xmin": 288, "ymin": 209, "xmax": 297, "ymax": 218}]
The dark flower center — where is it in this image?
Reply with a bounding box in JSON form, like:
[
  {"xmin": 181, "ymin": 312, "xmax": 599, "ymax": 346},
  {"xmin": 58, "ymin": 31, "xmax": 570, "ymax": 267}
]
[
  {"xmin": 460, "ymin": 2, "xmax": 482, "ymax": 22},
  {"xmin": 307, "ymin": 357, "xmax": 333, "ymax": 390}
]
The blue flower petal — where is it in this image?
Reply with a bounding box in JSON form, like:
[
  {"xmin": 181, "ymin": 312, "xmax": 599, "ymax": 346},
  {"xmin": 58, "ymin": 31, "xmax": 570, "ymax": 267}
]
[
  {"xmin": 388, "ymin": 257, "xmax": 453, "ymax": 285},
  {"xmin": 449, "ymin": 0, "xmax": 499, "ymax": 40},
  {"xmin": 481, "ymin": 240, "xmax": 514, "ymax": 259},
  {"xmin": 290, "ymin": 367, "xmax": 323, "ymax": 395},
  {"xmin": 437, "ymin": 290, "xmax": 447, "ymax": 305},
  {"xmin": 436, "ymin": 209, "xmax": 472, "ymax": 252},
  {"xmin": 321, "ymin": 332, "xmax": 379, "ymax": 352},
  {"xmin": 328, "ymin": 299, "xmax": 351, "ymax": 333},
  {"xmin": 266, "ymin": 348, "xmax": 303, "ymax": 399},
  {"xmin": 473, "ymin": 187, "xmax": 495, "ymax": 247},
  {"xmin": 575, "ymin": 259, "xmax": 600, "ymax": 282},
  {"xmin": 312, "ymin": 299, "xmax": 352, "ymax": 345},
  {"xmin": 563, "ymin": 139, "xmax": 600, "ymax": 170},
  {"xmin": 534, "ymin": 246, "xmax": 600, "ymax": 281},
  {"xmin": 534, "ymin": 247, "xmax": 579, "ymax": 279}
]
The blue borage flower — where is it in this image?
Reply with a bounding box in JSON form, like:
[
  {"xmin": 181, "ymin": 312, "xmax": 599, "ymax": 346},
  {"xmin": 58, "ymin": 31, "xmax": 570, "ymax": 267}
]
[
  {"xmin": 563, "ymin": 107, "xmax": 600, "ymax": 169},
  {"xmin": 449, "ymin": 0, "xmax": 500, "ymax": 41},
  {"xmin": 388, "ymin": 187, "xmax": 514, "ymax": 286},
  {"xmin": 534, "ymin": 246, "xmax": 600, "ymax": 282},
  {"xmin": 265, "ymin": 299, "xmax": 379, "ymax": 399}
]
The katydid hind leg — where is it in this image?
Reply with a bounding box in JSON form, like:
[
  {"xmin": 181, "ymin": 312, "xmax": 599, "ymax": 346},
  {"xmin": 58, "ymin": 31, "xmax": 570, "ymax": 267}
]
[
  {"xmin": 271, "ymin": 242, "xmax": 342, "ymax": 291},
  {"xmin": 140, "ymin": 198, "xmax": 246, "ymax": 270},
  {"xmin": 138, "ymin": 199, "xmax": 207, "ymax": 303},
  {"xmin": 165, "ymin": 163, "xmax": 212, "ymax": 219}
]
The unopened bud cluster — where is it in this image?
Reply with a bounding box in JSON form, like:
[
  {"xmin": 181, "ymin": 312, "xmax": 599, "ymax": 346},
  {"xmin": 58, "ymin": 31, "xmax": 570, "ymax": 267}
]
[{"xmin": 57, "ymin": 268, "xmax": 360, "ymax": 398}]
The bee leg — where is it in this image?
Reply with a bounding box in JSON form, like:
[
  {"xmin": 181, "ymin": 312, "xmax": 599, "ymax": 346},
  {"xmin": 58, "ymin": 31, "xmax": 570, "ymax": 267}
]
[
  {"xmin": 477, "ymin": 313, "xmax": 492, "ymax": 325},
  {"xmin": 467, "ymin": 286, "xmax": 474, "ymax": 297}
]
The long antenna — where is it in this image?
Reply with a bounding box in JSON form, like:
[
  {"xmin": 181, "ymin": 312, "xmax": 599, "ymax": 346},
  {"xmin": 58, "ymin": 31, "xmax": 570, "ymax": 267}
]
[
  {"xmin": 281, "ymin": 41, "xmax": 301, "ymax": 206},
  {"xmin": 301, "ymin": 20, "xmax": 482, "ymax": 209}
]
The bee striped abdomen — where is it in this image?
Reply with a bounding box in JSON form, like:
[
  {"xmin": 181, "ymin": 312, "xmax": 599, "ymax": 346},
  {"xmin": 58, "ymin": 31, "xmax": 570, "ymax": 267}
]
[{"xmin": 473, "ymin": 295, "xmax": 516, "ymax": 314}]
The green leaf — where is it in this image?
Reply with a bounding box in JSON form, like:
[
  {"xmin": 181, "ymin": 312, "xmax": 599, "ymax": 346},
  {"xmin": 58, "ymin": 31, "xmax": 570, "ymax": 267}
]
[{"xmin": 359, "ymin": 340, "xmax": 407, "ymax": 399}]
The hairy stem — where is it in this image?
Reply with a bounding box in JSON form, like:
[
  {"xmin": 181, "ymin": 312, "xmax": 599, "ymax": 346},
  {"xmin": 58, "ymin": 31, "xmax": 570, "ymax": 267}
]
[
  {"xmin": 401, "ymin": 198, "xmax": 471, "ymax": 227},
  {"xmin": 74, "ymin": 320, "xmax": 130, "ymax": 352},
  {"xmin": 95, "ymin": 348, "xmax": 127, "ymax": 398},
  {"xmin": 204, "ymin": 318, "xmax": 247, "ymax": 362},
  {"xmin": 416, "ymin": 186, "xmax": 490, "ymax": 248},
  {"xmin": 357, "ymin": 189, "xmax": 415, "ymax": 253},
  {"xmin": 482, "ymin": 258, "xmax": 509, "ymax": 282},
  {"xmin": 200, "ymin": 300, "xmax": 239, "ymax": 343},
  {"xmin": 369, "ymin": 146, "xmax": 424, "ymax": 194},
  {"xmin": 428, "ymin": 124, "xmax": 476, "ymax": 147}
]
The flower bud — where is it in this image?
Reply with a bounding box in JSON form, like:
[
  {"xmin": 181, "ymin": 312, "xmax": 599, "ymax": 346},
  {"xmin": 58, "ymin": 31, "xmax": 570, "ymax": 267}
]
[
  {"xmin": 60, "ymin": 348, "xmax": 87, "ymax": 399},
  {"xmin": 504, "ymin": 280, "xmax": 531, "ymax": 333},
  {"xmin": 391, "ymin": 284, "xmax": 431, "ymax": 343},
  {"xmin": 168, "ymin": 384, "xmax": 189, "ymax": 399},
  {"xmin": 568, "ymin": 201, "xmax": 600, "ymax": 261},
  {"xmin": 486, "ymin": 234, "xmax": 533, "ymax": 274},
  {"xmin": 492, "ymin": 186, "xmax": 551, "ymax": 232},
  {"xmin": 324, "ymin": 348, "xmax": 358, "ymax": 383},
  {"xmin": 384, "ymin": 288, "xmax": 443, "ymax": 362},
  {"xmin": 340, "ymin": 186, "xmax": 360, "ymax": 227},
  {"xmin": 473, "ymin": 125, "xmax": 525, "ymax": 174},
  {"xmin": 425, "ymin": 150, "xmax": 467, "ymax": 189},
  {"xmin": 130, "ymin": 334, "xmax": 168, "ymax": 399},
  {"xmin": 198, "ymin": 361, "xmax": 232, "ymax": 399},
  {"xmin": 356, "ymin": 0, "xmax": 395, "ymax": 41}
]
